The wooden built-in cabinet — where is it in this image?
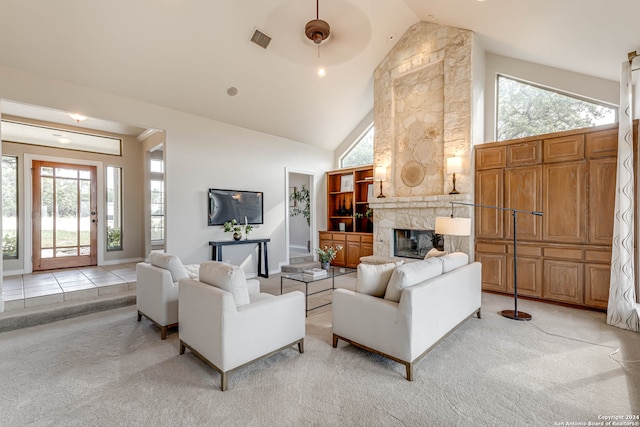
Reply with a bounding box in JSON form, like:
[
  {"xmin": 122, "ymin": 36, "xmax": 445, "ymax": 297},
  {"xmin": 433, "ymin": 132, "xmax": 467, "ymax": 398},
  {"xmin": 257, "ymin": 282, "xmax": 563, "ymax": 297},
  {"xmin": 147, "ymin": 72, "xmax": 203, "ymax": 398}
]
[
  {"xmin": 474, "ymin": 123, "xmax": 635, "ymax": 310},
  {"xmin": 321, "ymin": 165, "xmax": 374, "ymax": 268}
]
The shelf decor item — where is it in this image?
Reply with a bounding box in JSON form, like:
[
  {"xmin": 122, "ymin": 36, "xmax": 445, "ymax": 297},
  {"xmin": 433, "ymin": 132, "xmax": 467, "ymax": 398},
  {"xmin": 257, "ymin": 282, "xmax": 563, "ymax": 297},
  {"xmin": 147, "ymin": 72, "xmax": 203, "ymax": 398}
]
[
  {"xmin": 223, "ymin": 218, "xmax": 253, "ymax": 241},
  {"xmin": 316, "ymin": 245, "xmax": 343, "ymax": 269}
]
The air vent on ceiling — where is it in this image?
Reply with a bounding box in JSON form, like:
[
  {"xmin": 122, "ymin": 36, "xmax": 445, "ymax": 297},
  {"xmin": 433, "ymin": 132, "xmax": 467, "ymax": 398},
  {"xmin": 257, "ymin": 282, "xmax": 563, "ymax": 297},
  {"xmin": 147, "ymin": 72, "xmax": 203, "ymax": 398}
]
[{"xmin": 250, "ymin": 29, "xmax": 272, "ymax": 49}]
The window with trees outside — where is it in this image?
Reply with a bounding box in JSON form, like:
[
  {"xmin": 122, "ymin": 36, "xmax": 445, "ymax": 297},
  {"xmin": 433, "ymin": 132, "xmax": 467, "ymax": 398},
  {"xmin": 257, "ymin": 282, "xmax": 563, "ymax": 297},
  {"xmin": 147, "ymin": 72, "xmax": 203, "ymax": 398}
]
[
  {"xmin": 150, "ymin": 157, "xmax": 164, "ymax": 243},
  {"xmin": 497, "ymin": 75, "xmax": 616, "ymax": 141},
  {"xmin": 2, "ymin": 156, "xmax": 18, "ymax": 259},
  {"xmin": 340, "ymin": 125, "xmax": 374, "ymax": 168},
  {"xmin": 106, "ymin": 166, "xmax": 122, "ymax": 251}
]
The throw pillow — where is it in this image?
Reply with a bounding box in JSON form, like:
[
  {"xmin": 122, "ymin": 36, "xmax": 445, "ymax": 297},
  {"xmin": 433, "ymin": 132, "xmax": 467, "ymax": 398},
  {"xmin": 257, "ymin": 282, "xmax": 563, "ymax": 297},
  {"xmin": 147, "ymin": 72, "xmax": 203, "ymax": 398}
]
[
  {"xmin": 384, "ymin": 258, "xmax": 443, "ymax": 302},
  {"xmin": 424, "ymin": 248, "xmax": 448, "ymax": 259},
  {"xmin": 440, "ymin": 252, "xmax": 469, "ymax": 273},
  {"xmin": 149, "ymin": 252, "xmax": 189, "ymax": 282},
  {"xmin": 198, "ymin": 261, "xmax": 251, "ymax": 307},
  {"xmin": 355, "ymin": 262, "xmax": 402, "ymax": 297}
]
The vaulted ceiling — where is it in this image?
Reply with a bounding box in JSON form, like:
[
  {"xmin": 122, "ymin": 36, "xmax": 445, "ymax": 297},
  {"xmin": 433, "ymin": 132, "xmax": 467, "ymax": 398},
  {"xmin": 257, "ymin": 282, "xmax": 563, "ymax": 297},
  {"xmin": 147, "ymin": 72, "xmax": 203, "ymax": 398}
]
[{"xmin": 0, "ymin": 0, "xmax": 638, "ymax": 149}]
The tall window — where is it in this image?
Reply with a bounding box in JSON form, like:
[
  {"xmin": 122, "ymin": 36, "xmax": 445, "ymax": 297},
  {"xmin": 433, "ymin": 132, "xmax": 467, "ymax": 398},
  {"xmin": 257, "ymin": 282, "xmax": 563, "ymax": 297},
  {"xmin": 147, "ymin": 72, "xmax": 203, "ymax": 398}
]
[
  {"xmin": 106, "ymin": 166, "xmax": 122, "ymax": 251},
  {"xmin": 2, "ymin": 156, "xmax": 18, "ymax": 259},
  {"xmin": 341, "ymin": 125, "xmax": 374, "ymax": 168},
  {"xmin": 497, "ymin": 75, "xmax": 616, "ymax": 141},
  {"xmin": 149, "ymin": 153, "xmax": 164, "ymax": 244}
]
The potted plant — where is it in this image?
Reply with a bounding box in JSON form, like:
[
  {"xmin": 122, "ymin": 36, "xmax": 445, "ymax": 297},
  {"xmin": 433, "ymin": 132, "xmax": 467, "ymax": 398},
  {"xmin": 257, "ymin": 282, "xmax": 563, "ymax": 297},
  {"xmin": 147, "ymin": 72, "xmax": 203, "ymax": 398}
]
[
  {"xmin": 355, "ymin": 207, "xmax": 373, "ymax": 232},
  {"xmin": 289, "ymin": 185, "xmax": 310, "ymax": 226},
  {"xmin": 223, "ymin": 219, "xmax": 243, "ymax": 240},
  {"xmin": 316, "ymin": 245, "xmax": 343, "ymax": 270}
]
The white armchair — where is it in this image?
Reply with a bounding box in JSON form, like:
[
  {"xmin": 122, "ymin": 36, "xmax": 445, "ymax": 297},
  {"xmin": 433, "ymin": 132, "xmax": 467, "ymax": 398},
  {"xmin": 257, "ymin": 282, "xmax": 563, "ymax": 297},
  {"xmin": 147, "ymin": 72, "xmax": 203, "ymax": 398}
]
[
  {"xmin": 137, "ymin": 254, "xmax": 260, "ymax": 340},
  {"xmin": 332, "ymin": 260, "xmax": 481, "ymax": 380},
  {"xmin": 179, "ymin": 261, "xmax": 305, "ymax": 391}
]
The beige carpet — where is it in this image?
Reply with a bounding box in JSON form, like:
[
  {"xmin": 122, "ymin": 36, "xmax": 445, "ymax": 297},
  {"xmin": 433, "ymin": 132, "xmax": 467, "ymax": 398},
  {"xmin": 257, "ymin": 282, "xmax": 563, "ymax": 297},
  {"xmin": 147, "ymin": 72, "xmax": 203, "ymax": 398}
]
[{"xmin": 0, "ymin": 279, "xmax": 638, "ymax": 426}]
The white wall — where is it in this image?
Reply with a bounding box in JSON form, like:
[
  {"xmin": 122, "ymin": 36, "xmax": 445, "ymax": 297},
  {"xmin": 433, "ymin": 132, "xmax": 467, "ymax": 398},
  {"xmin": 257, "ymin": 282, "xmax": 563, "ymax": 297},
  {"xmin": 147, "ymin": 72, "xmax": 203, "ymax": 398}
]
[
  {"xmin": 484, "ymin": 53, "xmax": 619, "ymax": 142},
  {"xmin": 0, "ymin": 65, "xmax": 334, "ymax": 277}
]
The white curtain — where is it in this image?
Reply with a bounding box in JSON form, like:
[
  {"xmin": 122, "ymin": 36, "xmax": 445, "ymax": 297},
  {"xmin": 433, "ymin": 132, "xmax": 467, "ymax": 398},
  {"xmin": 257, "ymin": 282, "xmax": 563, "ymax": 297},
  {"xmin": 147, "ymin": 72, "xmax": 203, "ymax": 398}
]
[{"xmin": 608, "ymin": 60, "xmax": 640, "ymax": 332}]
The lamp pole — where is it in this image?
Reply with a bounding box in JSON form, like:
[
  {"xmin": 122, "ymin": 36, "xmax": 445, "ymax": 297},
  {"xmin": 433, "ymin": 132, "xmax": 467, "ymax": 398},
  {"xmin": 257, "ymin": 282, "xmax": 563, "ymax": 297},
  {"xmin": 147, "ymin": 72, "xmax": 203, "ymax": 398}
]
[{"xmin": 448, "ymin": 201, "xmax": 542, "ymax": 321}]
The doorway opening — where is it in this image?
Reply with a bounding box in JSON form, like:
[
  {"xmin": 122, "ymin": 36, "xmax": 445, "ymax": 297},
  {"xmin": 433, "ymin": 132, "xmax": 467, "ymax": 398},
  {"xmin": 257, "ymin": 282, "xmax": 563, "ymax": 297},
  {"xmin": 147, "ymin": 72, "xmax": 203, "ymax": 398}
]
[{"xmin": 286, "ymin": 170, "xmax": 314, "ymax": 267}]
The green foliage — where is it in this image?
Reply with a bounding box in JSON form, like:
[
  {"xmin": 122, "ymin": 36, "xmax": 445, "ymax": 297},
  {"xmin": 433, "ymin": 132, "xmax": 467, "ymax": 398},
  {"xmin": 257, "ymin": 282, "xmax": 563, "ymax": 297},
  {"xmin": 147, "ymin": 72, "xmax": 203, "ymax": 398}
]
[
  {"xmin": 2, "ymin": 233, "xmax": 17, "ymax": 258},
  {"xmin": 223, "ymin": 219, "xmax": 252, "ymax": 236},
  {"xmin": 2, "ymin": 156, "xmax": 17, "ymax": 218},
  {"xmin": 355, "ymin": 208, "xmax": 373, "ymax": 220},
  {"xmin": 107, "ymin": 227, "xmax": 121, "ymax": 250},
  {"xmin": 497, "ymin": 76, "xmax": 615, "ymax": 142},
  {"xmin": 289, "ymin": 185, "xmax": 311, "ymax": 226},
  {"xmin": 316, "ymin": 245, "xmax": 343, "ymax": 262}
]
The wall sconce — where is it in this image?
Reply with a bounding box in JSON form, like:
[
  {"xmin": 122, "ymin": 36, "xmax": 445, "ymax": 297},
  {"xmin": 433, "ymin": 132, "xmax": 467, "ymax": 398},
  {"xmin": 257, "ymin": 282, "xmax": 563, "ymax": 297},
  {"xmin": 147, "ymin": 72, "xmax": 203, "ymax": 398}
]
[
  {"xmin": 446, "ymin": 156, "xmax": 462, "ymax": 195},
  {"xmin": 374, "ymin": 166, "xmax": 387, "ymax": 198}
]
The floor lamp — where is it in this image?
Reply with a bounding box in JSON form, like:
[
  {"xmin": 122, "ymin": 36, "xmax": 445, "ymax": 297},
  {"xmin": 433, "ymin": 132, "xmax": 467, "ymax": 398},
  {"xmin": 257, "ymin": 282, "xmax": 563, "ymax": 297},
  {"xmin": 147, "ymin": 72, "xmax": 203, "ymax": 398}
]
[{"xmin": 436, "ymin": 201, "xmax": 543, "ymax": 321}]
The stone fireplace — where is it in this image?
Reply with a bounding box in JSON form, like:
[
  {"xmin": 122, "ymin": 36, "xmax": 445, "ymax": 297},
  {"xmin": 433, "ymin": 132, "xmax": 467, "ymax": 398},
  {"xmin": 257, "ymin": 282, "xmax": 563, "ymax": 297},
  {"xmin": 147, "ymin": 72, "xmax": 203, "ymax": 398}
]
[
  {"xmin": 368, "ymin": 194, "xmax": 473, "ymax": 258},
  {"xmin": 393, "ymin": 228, "xmax": 443, "ymax": 259},
  {"xmin": 369, "ymin": 21, "xmax": 482, "ymax": 259}
]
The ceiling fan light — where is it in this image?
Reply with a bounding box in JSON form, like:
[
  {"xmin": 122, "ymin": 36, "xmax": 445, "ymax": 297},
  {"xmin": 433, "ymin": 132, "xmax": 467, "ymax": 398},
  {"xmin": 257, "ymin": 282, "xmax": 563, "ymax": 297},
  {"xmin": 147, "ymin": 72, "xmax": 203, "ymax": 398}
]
[{"xmin": 305, "ymin": 19, "xmax": 330, "ymax": 44}]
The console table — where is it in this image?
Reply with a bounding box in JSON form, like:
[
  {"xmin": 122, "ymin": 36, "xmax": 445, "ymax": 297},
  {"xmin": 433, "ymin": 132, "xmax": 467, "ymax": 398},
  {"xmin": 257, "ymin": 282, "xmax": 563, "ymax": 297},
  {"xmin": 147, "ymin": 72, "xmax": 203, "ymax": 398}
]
[{"xmin": 208, "ymin": 238, "xmax": 270, "ymax": 278}]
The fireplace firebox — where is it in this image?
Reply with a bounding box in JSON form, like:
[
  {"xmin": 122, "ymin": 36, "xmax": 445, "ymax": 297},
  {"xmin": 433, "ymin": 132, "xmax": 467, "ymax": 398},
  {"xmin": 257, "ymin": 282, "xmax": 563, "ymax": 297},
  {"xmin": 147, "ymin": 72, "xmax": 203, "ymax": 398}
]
[{"xmin": 393, "ymin": 229, "xmax": 444, "ymax": 259}]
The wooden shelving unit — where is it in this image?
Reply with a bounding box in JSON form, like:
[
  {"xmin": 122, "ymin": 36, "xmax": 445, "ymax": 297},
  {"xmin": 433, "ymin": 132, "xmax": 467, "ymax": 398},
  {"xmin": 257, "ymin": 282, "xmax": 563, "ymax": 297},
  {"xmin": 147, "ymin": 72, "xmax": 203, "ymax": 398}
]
[{"xmin": 321, "ymin": 164, "xmax": 374, "ymax": 268}]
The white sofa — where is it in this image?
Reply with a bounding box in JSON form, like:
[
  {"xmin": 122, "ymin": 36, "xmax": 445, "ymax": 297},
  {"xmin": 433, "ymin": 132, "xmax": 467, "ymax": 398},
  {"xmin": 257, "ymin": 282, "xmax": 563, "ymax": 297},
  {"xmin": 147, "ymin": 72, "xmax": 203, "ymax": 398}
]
[
  {"xmin": 332, "ymin": 253, "xmax": 482, "ymax": 380},
  {"xmin": 179, "ymin": 261, "xmax": 305, "ymax": 391},
  {"xmin": 136, "ymin": 253, "xmax": 259, "ymax": 339}
]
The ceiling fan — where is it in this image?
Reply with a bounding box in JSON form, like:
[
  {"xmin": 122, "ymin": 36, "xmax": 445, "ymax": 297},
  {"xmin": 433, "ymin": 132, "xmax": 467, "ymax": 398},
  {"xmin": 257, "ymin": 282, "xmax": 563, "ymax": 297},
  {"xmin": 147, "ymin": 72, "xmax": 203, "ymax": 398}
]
[{"xmin": 305, "ymin": 0, "xmax": 330, "ymax": 45}]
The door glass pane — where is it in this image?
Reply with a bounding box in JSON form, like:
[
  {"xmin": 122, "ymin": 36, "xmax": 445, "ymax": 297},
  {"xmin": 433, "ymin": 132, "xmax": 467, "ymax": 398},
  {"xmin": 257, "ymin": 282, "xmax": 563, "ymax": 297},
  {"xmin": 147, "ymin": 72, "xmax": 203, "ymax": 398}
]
[
  {"xmin": 56, "ymin": 168, "xmax": 78, "ymax": 179},
  {"xmin": 79, "ymin": 179, "xmax": 91, "ymax": 246},
  {"xmin": 56, "ymin": 247, "xmax": 78, "ymax": 257},
  {"xmin": 79, "ymin": 170, "xmax": 90, "ymax": 180},
  {"xmin": 55, "ymin": 178, "xmax": 78, "ymax": 248},
  {"xmin": 41, "ymin": 167, "xmax": 54, "ymax": 176},
  {"xmin": 41, "ymin": 176, "xmax": 54, "ymax": 249}
]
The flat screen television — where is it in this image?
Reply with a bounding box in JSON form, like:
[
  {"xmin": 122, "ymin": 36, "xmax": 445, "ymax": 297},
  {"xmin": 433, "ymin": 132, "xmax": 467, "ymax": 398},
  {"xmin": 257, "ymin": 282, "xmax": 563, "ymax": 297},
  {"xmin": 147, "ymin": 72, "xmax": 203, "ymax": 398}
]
[{"xmin": 208, "ymin": 188, "xmax": 264, "ymax": 226}]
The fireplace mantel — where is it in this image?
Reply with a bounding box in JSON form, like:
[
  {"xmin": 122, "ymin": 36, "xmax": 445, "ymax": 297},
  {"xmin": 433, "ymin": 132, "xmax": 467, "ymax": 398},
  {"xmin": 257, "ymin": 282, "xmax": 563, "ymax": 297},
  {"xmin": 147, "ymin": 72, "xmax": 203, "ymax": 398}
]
[{"xmin": 368, "ymin": 194, "xmax": 473, "ymax": 210}]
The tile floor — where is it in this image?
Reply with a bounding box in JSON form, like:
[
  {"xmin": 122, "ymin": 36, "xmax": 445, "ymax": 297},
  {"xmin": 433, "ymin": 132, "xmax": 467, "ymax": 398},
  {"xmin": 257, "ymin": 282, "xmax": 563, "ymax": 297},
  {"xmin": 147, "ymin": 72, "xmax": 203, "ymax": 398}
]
[{"xmin": 2, "ymin": 263, "xmax": 137, "ymax": 311}]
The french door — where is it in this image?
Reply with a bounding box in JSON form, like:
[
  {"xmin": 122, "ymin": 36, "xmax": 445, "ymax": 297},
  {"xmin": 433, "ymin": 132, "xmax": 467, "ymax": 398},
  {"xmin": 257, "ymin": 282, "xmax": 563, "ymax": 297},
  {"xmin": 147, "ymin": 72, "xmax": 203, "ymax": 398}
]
[{"xmin": 32, "ymin": 161, "xmax": 98, "ymax": 271}]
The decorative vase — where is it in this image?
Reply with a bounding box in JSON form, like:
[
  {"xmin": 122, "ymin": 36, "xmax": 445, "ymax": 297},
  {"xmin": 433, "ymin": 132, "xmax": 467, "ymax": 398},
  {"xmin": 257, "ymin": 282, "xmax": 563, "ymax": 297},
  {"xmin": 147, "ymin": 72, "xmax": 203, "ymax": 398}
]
[
  {"xmin": 233, "ymin": 232, "xmax": 241, "ymax": 241},
  {"xmin": 320, "ymin": 261, "xmax": 330, "ymax": 270}
]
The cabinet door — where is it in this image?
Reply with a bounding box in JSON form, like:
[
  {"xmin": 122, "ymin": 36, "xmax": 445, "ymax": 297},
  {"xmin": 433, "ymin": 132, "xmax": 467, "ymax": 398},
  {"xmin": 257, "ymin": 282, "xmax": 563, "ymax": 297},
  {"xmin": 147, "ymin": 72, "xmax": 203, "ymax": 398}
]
[
  {"xmin": 476, "ymin": 252, "xmax": 507, "ymax": 292},
  {"xmin": 346, "ymin": 241, "xmax": 361, "ymax": 268},
  {"xmin": 589, "ymin": 157, "xmax": 617, "ymax": 245},
  {"xmin": 508, "ymin": 141, "xmax": 541, "ymax": 166},
  {"xmin": 586, "ymin": 129, "xmax": 617, "ymax": 158},
  {"xmin": 476, "ymin": 169, "xmax": 504, "ymax": 239},
  {"xmin": 543, "ymin": 135, "xmax": 585, "ymax": 163},
  {"xmin": 505, "ymin": 166, "xmax": 542, "ymax": 241},
  {"xmin": 543, "ymin": 259, "xmax": 584, "ymax": 304},
  {"xmin": 507, "ymin": 255, "xmax": 542, "ymax": 297},
  {"xmin": 476, "ymin": 146, "xmax": 507, "ymax": 170},
  {"xmin": 584, "ymin": 263, "xmax": 610, "ymax": 309},
  {"xmin": 543, "ymin": 162, "xmax": 587, "ymax": 243}
]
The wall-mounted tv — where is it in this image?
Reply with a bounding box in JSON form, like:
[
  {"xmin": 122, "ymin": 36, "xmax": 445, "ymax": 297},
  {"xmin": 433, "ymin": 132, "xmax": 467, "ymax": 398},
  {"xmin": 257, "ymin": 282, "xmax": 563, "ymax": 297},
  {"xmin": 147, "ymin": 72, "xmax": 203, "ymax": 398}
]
[{"xmin": 208, "ymin": 188, "xmax": 264, "ymax": 226}]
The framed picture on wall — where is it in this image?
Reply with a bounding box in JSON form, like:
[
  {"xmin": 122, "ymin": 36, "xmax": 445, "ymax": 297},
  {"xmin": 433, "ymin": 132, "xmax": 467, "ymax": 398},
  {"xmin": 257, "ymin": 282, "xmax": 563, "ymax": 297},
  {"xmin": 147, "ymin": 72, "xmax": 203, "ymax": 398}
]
[
  {"xmin": 340, "ymin": 175, "xmax": 354, "ymax": 192},
  {"xmin": 289, "ymin": 187, "xmax": 297, "ymax": 207}
]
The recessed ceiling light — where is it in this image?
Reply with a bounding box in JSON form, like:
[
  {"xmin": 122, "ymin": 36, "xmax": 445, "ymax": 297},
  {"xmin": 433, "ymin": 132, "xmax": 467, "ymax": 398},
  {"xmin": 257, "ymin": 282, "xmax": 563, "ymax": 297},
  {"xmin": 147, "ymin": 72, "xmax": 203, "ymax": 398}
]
[
  {"xmin": 68, "ymin": 113, "xmax": 87, "ymax": 122},
  {"xmin": 318, "ymin": 68, "xmax": 326, "ymax": 77},
  {"xmin": 58, "ymin": 137, "xmax": 71, "ymax": 144},
  {"xmin": 227, "ymin": 87, "xmax": 239, "ymax": 96}
]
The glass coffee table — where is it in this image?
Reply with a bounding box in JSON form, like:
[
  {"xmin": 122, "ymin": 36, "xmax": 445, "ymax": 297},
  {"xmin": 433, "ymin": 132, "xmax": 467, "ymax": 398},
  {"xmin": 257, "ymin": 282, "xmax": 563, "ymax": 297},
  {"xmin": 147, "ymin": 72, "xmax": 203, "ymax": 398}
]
[{"xmin": 281, "ymin": 267, "xmax": 356, "ymax": 316}]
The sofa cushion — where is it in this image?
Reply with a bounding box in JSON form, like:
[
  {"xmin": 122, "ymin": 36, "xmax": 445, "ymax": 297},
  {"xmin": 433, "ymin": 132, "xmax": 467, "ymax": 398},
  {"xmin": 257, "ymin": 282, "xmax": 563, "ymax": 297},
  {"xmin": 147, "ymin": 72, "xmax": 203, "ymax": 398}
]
[
  {"xmin": 198, "ymin": 261, "xmax": 251, "ymax": 307},
  {"xmin": 149, "ymin": 252, "xmax": 189, "ymax": 282},
  {"xmin": 184, "ymin": 264, "xmax": 200, "ymax": 280},
  {"xmin": 384, "ymin": 258, "xmax": 443, "ymax": 302},
  {"xmin": 440, "ymin": 252, "xmax": 469, "ymax": 273},
  {"xmin": 424, "ymin": 248, "xmax": 448, "ymax": 259},
  {"xmin": 355, "ymin": 262, "xmax": 401, "ymax": 297}
]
